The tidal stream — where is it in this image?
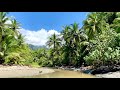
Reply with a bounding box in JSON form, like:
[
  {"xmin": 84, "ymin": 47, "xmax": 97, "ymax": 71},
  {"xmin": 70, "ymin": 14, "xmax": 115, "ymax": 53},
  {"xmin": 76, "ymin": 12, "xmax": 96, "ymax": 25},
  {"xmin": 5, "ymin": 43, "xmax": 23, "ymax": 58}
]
[{"xmin": 24, "ymin": 69, "xmax": 96, "ymax": 78}]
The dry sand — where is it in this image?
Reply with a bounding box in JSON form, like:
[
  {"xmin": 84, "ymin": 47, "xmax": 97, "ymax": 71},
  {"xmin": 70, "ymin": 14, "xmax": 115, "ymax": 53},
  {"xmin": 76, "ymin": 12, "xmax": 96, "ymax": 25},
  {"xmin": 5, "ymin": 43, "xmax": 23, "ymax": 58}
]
[
  {"xmin": 0, "ymin": 65, "xmax": 55, "ymax": 78},
  {"xmin": 95, "ymin": 71, "xmax": 120, "ymax": 78}
]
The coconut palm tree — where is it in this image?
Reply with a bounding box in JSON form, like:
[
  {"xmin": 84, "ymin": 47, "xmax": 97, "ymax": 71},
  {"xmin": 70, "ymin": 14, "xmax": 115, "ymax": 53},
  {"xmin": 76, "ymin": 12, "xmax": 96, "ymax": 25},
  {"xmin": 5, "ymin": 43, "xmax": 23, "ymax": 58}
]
[
  {"xmin": 110, "ymin": 12, "xmax": 120, "ymax": 33},
  {"xmin": 0, "ymin": 12, "xmax": 9, "ymax": 52},
  {"xmin": 0, "ymin": 12, "xmax": 23, "ymax": 64},
  {"xmin": 0, "ymin": 12, "xmax": 9, "ymax": 28},
  {"xmin": 61, "ymin": 22, "xmax": 90, "ymax": 66},
  {"xmin": 61, "ymin": 23, "xmax": 82, "ymax": 66},
  {"xmin": 10, "ymin": 19, "xmax": 20, "ymax": 37},
  {"xmin": 46, "ymin": 33, "xmax": 61, "ymax": 50},
  {"xmin": 83, "ymin": 12, "xmax": 103, "ymax": 40},
  {"xmin": 46, "ymin": 33, "xmax": 62, "ymax": 66}
]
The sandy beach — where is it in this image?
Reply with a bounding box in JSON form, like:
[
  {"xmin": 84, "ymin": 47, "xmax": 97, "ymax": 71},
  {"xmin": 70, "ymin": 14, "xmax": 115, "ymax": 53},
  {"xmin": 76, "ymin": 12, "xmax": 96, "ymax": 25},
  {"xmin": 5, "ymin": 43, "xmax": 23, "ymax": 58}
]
[
  {"xmin": 0, "ymin": 65, "xmax": 120, "ymax": 78},
  {"xmin": 95, "ymin": 71, "xmax": 120, "ymax": 78},
  {"xmin": 0, "ymin": 65, "xmax": 55, "ymax": 78}
]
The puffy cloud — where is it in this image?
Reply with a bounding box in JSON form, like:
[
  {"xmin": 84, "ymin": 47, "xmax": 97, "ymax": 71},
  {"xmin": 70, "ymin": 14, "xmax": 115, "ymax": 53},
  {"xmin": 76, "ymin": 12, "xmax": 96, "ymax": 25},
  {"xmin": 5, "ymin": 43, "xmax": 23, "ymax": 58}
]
[
  {"xmin": 5, "ymin": 20, "xmax": 12, "ymax": 24},
  {"xmin": 18, "ymin": 28, "xmax": 60, "ymax": 46}
]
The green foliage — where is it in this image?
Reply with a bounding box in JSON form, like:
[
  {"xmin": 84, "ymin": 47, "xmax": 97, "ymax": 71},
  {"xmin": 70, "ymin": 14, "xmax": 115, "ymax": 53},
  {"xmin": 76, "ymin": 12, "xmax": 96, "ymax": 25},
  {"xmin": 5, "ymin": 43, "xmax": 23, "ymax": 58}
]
[
  {"xmin": 4, "ymin": 52, "xmax": 25, "ymax": 65},
  {"xmin": 2, "ymin": 12, "xmax": 120, "ymax": 69},
  {"xmin": 0, "ymin": 12, "xmax": 34, "ymax": 66},
  {"xmin": 30, "ymin": 62, "xmax": 40, "ymax": 67},
  {"xmin": 84, "ymin": 28, "xmax": 120, "ymax": 68},
  {"xmin": 29, "ymin": 12, "xmax": 120, "ymax": 68}
]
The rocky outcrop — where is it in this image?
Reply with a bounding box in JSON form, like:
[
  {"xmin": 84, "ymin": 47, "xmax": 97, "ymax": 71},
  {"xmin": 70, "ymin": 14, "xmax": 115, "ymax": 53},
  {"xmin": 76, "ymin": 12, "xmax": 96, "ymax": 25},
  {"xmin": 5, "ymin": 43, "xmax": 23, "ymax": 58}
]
[{"xmin": 90, "ymin": 65, "xmax": 120, "ymax": 75}]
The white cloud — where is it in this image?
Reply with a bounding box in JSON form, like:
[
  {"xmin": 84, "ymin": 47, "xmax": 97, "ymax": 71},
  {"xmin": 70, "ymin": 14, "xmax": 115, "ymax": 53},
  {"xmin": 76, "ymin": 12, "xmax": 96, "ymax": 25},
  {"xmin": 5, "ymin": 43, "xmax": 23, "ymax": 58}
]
[
  {"xmin": 18, "ymin": 28, "xmax": 60, "ymax": 46},
  {"xmin": 5, "ymin": 20, "xmax": 12, "ymax": 24}
]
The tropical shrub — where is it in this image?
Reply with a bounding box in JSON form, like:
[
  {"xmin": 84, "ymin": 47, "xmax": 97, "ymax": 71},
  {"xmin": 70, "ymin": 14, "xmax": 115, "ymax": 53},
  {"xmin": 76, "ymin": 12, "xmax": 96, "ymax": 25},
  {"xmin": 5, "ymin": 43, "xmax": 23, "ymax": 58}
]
[{"xmin": 4, "ymin": 52, "xmax": 25, "ymax": 65}]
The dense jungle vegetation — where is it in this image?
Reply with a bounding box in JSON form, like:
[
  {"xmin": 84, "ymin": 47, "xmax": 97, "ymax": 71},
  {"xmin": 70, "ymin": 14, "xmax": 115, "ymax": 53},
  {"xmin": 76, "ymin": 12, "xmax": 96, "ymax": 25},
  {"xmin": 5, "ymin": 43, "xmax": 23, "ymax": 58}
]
[{"xmin": 1, "ymin": 12, "xmax": 120, "ymax": 69}]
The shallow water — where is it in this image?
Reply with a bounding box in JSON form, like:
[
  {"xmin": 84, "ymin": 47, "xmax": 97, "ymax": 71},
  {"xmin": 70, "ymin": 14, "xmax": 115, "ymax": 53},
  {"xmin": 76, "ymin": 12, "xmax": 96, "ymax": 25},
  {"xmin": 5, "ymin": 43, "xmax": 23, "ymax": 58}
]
[{"xmin": 24, "ymin": 69, "xmax": 96, "ymax": 78}]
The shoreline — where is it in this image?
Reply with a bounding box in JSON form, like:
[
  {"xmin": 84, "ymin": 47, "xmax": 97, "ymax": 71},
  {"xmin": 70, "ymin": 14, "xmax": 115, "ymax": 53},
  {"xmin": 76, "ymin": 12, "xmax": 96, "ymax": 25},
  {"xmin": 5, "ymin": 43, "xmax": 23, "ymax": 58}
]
[
  {"xmin": 53, "ymin": 66, "xmax": 120, "ymax": 78},
  {"xmin": 0, "ymin": 65, "xmax": 120, "ymax": 78}
]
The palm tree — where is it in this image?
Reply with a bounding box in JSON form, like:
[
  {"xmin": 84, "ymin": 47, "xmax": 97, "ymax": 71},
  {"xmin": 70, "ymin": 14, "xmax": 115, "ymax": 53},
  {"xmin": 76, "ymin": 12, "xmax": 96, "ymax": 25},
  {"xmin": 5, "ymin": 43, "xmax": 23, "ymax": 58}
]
[
  {"xmin": 0, "ymin": 12, "xmax": 23, "ymax": 64},
  {"xmin": 46, "ymin": 33, "xmax": 61, "ymax": 66},
  {"xmin": 110, "ymin": 12, "xmax": 120, "ymax": 33},
  {"xmin": 0, "ymin": 12, "xmax": 34, "ymax": 65},
  {"xmin": 46, "ymin": 33, "xmax": 61, "ymax": 50},
  {"xmin": 61, "ymin": 25, "xmax": 72, "ymax": 65},
  {"xmin": 83, "ymin": 12, "xmax": 103, "ymax": 40},
  {"xmin": 0, "ymin": 31, "xmax": 18, "ymax": 64},
  {"xmin": 61, "ymin": 22, "xmax": 91, "ymax": 66},
  {"xmin": 10, "ymin": 19, "xmax": 20, "ymax": 37},
  {"xmin": 0, "ymin": 12, "xmax": 9, "ymax": 28},
  {"xmin": 70, "ymin": 23, "xmax": 91, "ymax": 66},
  {"xmin": 61, "ymin": 23, "xmax": 82, "ymax": 66},
  {"xmin": 0, "ymin": 12, "xmax": 9, "ymax": 52}
]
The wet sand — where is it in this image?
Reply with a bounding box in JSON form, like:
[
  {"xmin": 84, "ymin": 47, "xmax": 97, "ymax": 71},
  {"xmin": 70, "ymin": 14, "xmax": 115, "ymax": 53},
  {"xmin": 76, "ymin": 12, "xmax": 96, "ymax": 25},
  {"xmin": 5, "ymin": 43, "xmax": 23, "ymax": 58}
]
[
  {"xmin": 0, "ymin": 65, "xmax": 96, "ymax": 78},
  {"xmin": 23, "ymin": 69, "xmax": 96, "ymax": 78}
]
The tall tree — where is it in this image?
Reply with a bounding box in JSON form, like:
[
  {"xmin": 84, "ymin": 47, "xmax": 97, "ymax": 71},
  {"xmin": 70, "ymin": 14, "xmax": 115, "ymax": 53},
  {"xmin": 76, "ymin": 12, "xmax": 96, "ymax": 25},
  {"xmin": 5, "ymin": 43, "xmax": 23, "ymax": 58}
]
[
  {"xmin": 83, "ymin": 12, "xmax": 104, "ymax": 40},
  {"xmin": 46, "ymin": 33, "xmax": 61, "ymax": 66}
]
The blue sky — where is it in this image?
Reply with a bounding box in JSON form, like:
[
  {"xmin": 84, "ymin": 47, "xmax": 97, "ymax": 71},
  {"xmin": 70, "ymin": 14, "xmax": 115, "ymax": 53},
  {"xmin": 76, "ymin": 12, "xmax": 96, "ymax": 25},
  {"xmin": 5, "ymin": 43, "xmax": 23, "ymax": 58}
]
[
  {"xmin": 8, "ymin": 12, "xmax": 88, "ymax": 31},
  {"xmin": 7, "ymin": 12, "xmax": 89, "ymax": 46}
]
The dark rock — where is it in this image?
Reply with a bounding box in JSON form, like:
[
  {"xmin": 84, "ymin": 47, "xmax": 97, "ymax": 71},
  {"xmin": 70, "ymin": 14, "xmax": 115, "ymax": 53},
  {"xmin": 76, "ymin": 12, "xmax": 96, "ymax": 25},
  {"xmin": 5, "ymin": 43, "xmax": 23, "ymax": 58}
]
[
  {"xmin": 82, "ymin": 69, "xmax": 93, "ymax": 74},
  {"xmin": 91, "ymin": 65, "xmax": 120, "ymax": 75},
  {"xmin": 55, "ymin": 66, "xmax": 59, "ymax": 69},
  {"xmin": 39, "ymin": 71, "xmax": 42, "ymax": 73}
]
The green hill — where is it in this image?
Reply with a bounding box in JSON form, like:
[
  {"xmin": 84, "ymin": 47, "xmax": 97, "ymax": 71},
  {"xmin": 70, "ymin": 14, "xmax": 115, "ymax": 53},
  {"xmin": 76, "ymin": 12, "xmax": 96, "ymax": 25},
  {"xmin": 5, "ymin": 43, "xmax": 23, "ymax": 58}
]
[{"xmin": 28, "ymin": 44, "xmax": 47, "ymax": 50}]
